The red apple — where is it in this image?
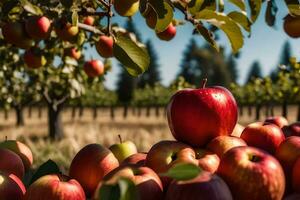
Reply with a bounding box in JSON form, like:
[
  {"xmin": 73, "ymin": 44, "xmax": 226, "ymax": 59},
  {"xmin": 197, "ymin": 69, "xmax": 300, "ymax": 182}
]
[
  {"xmin": 167, "ymin": 79, "xmax": 238, "ymax": 147},
  {"xmin": 195, "ymin": 149, "xmax": 220, "ymax": 173},
  {"xmin": 156, "ymin": 23, "xmax": 176, "ymax": 41},
  {"xmin": 241, "ymin": 122, "xmax": 285, "ymax": 154},
  {"xmin": 231, "ymin": 123, "xmax": 245, "ymax": 137},
  {"xmin": 283, "ymin": 122, "xmax": 300, "ymax": 137},
  {"xmin": 94, "ymin": 165, "xmax": 163, "ymax": 200},
  {"xmin": 284, "ymin": 193, "xmax": 300, "ymax": 200},
  {"xmin": 264, "ymin": 116, "xmax": 289, "ymax": 128},
  {"xmin": 2, "ymin": 21, "xmax": 34, "ymax": 49},
  {"xmin": 218, "ymin": 146, "xmax": 285, "ymax": 200},
  {"xmin": 145, "ymin": 140, "xmax": 198, "ymax": 187},
  {"xmin": 0, "ymin": 148, "xmax": 25, "ymax": 179},
  {"xmin": 24, "ymin": 49, "xmax": 47, "ymax": 69},
  {"xmin": 65, "ymin": 48, "xmax": 81, "ymax": 60},
  {"xmin": 69, "ymin": 143, "xmax": 119, "ymax": 197},
  {"xmin": 83, "ymin": 60, "xmax": 104, "ymax": 78},
  {"xmin": 121, "ymin": 153, "xmax": 147, "ymax": 167},
  {"xmin": 25, "ymin": 16, "xmax": 51, "ymax": 40},
  {"xmin": 96, "ymin": 35, "xmax": 114, "ymax": 58},
  {"xmin": 165, "ymin": 171, "xmax": 233, "ymax": 200},
  {"xmin": 83, "ymin": 16, "xmax": 95, "ymax": 26},
  {"xmin": 24, "ymin": 174, "xmax": 85, "ymax": 200},
  {"xmin": 207, "ymin": 135, "xmax": 247, "ymax": 158},
  {"xmin": 0, "ymin": 172, "xmax": 26, "ymax": 200},
  {"xmin": 0, "ymin": 140, "xmax": 33, "ymax": 170}
]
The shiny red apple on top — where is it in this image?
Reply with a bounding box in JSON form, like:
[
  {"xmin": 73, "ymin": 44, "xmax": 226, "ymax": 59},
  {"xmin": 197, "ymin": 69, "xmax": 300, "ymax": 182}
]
[{"xmin": 167, "ymin": 79, "xmax": 238, "ymax": 147}]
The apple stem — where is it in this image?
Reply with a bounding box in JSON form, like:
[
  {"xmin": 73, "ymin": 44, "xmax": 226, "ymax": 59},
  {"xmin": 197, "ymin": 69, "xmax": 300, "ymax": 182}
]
[
  {"xmin": 118, "ymin": 134, "xmax": 123, "ymax": 144},
  {"xmin": 201, "ymin": 78, "xmax": 207, "ymax": 88}
]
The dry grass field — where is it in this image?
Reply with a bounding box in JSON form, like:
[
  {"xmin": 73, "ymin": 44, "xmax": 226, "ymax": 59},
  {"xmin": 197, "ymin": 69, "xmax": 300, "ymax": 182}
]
[{"xmin": 0, "ymin": 106, "xmax": 298, "ymax": 172}]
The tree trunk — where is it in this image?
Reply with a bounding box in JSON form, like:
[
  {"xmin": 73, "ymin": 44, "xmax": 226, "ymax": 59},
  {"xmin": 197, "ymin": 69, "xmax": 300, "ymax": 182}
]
[
  {"xmin": 248, "ymin": 105, "xmax": 252, "ymax": 117},
  {"xmin": 4, "ymin": 109, "xmax": 8, "ymax": 120},
  {"xmin": 93, "ymin": 106, "xmax": 98, "ymax": 120},
  {"xmin": 146, "ymin": 106, "xmax": 151, "ymax": 117},
  {"xmin": 123, "ymin": 105, "xmax": 128, "ymax": 119},
  {"xmin": 38, "ymin": 106, "xmax": 42, "ymax": 119},
  {"xmin": 137, "ymin": 107, "xmax": 141, "ymax": 117},
  {"xmin": 15, "ymin": 105, "xmax": 24, "ymax": 127},
  {"xmin": 282, "ymin": 101, "xmax": 288, "ymax": 118},
  {"xmin": 155, "ymin": 106, "xmax": 160, "ymax": 117},
  {"xmin": 297, "ymin": 103, "xmax": 300, "ymax": 121},
  {"xmin": 110, "ymin": 106, "xmax": 115, "ymax": 120},
  {"xmin": 239, "ymin": 105, "xmax": 243, "ymax": 116},
  {"xmin": 255, "ymin": 105, "xmax": 261, "ymax": 121},
  {"xmin": 48, "ymin": 103, "xmax": 64, "ymax": 140}
]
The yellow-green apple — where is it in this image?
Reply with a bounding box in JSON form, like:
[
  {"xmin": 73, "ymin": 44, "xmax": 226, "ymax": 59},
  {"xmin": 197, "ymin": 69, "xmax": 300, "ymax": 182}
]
[
  {"xmin": 64, "ymin": 48, "xmax": 81, "ymax": 60},
  {"xmin": 2, "ymin": 21, "xmax": 34, "ymax": 49},
  {"xmin": 282, "ymin": 122, "xmax": 300, "ymax": 137},
  {"xmin": 146, "ymin": 140, "xmax": 198, "ymax": 187},
  {"xmin": 231, "ymin": 123, "xmax": 245, "ymax": 137},
  {"xmin": 195, "ymin": 149, "xmax": 220, "ymax": 173},
  {"xmin": 122, "ymin": 153, "xmax": 147, "ymax": 167},
  {"xmin": 25, "ymin": 16, "xmax": 51, "ymax": 40},
  {"xmin": 94, "ymin": 165, "xmax": 163, "ymax": 200},
  {"xmin": 109, "ymin": 136, "xmax": 138, "ymax": 163},
  {"xmin": 24, "ymin": 174, "xmax": 85, "ymax": 200},
  {"xmin": 83, "ymin": 60, "xmax": 104, "ymax": 78},
  {"xmin": 292, "ymin": 157, "xmax": 300, "ymax": 192},
  {"xmin": 207, "ymin": 136, "xmax": 247, "ymax": 158},
  {"xmin": 83, "ymin": 16, "xmax": 95, "ymax": 26},
  {"xmin": 0, "ymin": 148, "xmax": 25, "ymax": 179},
  {"xmin": 69, "ymin": 143, "xmax": 119, "ymax": 197},
  {"xmin": 114, "ymin": 0, "xmax": 139, "ymax": 17},
  {"xmin": 95, "ymin": 35, "xmax": 114, "ymax": 58},
  {"xmin": 284, "ymin": 14, "xmax": 300, "ymax": 38},
  {"xmin": 0, "ymin": 140, "xmax": 33, "ymax": 170},
  {"xmin": 156, "ymin": 23, "xmax": 177, "ymax": 41},
  {"xmin": 24, "ymin": 49, "xmax": 47, "ymax": 69},
  {"xmin": 285, "ymin": 194, "xmax": 300, "ymax": 200},
  {"xmin": 241, "ymin": 122, "xmax": 285, "ymax": 154},
  {"xmin": 0, "ymin": 172, "xmax": 26, "ymax": 200},
  {"xmin": 55, "ymin": 20, "xmax": 78, "ymax": 41},
  {"xmin": 165, "ymin": 171, "xmax": 233, "ymax": 200},
  {"xmin": 264, "ymin": 116, "xmax": 289, "ymax": 128},
  {"xmin": 167, "ymin": 79, "xmax": 238, "ymax": 147},
  {"xmin": 218, "ymin": 146, "xmax": 285, "ymax": 200}
]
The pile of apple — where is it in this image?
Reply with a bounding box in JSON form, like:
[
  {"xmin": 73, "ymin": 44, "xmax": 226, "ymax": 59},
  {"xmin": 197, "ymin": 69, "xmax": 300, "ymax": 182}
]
[{"xmin": 2, "ymin": 80, "xmax": 300, "ymax": 200}]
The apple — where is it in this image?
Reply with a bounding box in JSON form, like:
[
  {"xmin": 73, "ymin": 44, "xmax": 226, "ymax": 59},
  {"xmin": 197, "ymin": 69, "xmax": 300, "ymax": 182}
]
[
  {"xmin": 241, "ymin": 122, "xmax": 285, "ymax": 154},
  {"xmin": 95, "ymin": 35, "xmax": 114, "ymax": 58},
  {"xmin": 167, "ymin": 79, "xmax": 238, "ymax": 147},
  {"xmin": 285, "ymin": 194, "xmax": 300, "ymax": 200},
  {"xmin": 24, "ymin": 49, "xmax": 47, "ymax": 69},
  {"xmin": 83, "ymin": 60, "xmax": 104, "ymax": 78},
  {"xmin": 24, "ymin": 174, "xmax": 85, "ymax": 200},
  {"xmin": 83, "ymin": 16, "xmax": 95, "ymax": 26},
  {"xmin": 109, "ymin": 136, "xmax": 138, "ymax": 163},
  {"xmin": 282, "ymin": 122, "xmax": 300, "ymax": 137},
  {"xmin": 264, "ymin": 116, "xmax": 289, "ymax": 128},
  {"xmin": 156, "ymin": 23, "xmax": 177, "ymax": 41},
  {"xmin": 94, "ymin": 165, "xmax": 163, "ymax": 200},
  {"xmin": 0, "ymin": 140, "xmax": 33, "ymax": 170},
  {"xmin": 284, "ymin": 14, "xmax": 300, "ymax": 38},
  {"xmin": 121, "ymin": 153, "xmax": 147, "ymax": 167},
  {"xmin": 218, "ymin": 146, "xmax": 285, "ymax": 200},
  {"xmin": 55, "ymin": 20, "xmax": 78, "ymax": 41},
  {"xmin": 195, "ymin": 149, "xmax": 220, "ymax": 173},
  {"xmin": 207, "ymin": 135, "xmax": 247, "ymax": 158},
  {"xmin": 2, "ymin": 21, "xmax": 34, "ymax": 49},
  {"xmin": 114, "ymin": 0, "xmax": 139, "ymax": 17},
  {"xmin": 25, "ymin": 16, "xmax": 51, "ymax": 40},
  {"xmin": 292, "ymin": 157, "xmax": 300, "ymax": 192},
  {"xmin": 0, "ymin": 148, "xmax": 25, "ymax": 179},
  {"xmin": 231, "ymin": 123, "xmax": 245, "ymax": 137},
  {"xmin": 145, "ymin": 140, "xmax": 198, "ymax": 187},
  {"xmin": 165, "ymin": 171, "xmax": 232, "ymax": 200},
  {"xmin": 69, "ymin": 143, "xmax": 119, "ymax": 197},
  {"xmin": 65, "ymin": 47, "xmax": 81, "ymax": 60},
  {"xmin": 0, "ymin": 172, "xmax": 26, "ymax": 200}
]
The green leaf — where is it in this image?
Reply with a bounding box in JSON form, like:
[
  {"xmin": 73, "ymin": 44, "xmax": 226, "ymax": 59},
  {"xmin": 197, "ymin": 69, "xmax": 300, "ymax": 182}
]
[
  {"xmin": 161, "ymin": 163, "xmax": 201, "ymax": 181},
  {"xmin": 228, "ymin": 0, "xmax": 246, "ymax": 11},
  {"xmin": 195, "ymin": 24, "xmax": 219, "ymax": 51},
  {"xmin": 284, "ymin": 0, "xmax": 300, "ymax": 15},
  {"xmin": 265, "ymin": 0, "xmax": 278, "ymax": 27},
  {"xmin": 20, "ymin": 0, "xmax": 43, "ymax": 15},
  {"xmin": 195, "ymin": 10, "xmax": 244, "ymax": 53},
  {"xmin": 149, "ymin": 0, "xmax": 174, "ymax": 32},
  {"xmin": 99, "ymin": 178, "xmax": 138, "ymax": 200},
  {"xmin": 249, "ymin": 0, "xmax": 262, "ymax": 23},
  {"xmin": 228, "ymin": 11, "xmax": 252, "ymax": 32},
  {"xmin": 113, "ymin": 33, "xmax": 150, "ymax": 76},
  {"xmin": 29, "ymin": 159, "xmax": 60, "ymax": 185}
]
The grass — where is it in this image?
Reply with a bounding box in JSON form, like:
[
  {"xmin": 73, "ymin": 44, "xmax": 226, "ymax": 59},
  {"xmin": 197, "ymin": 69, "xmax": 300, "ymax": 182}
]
[{"xmin": 0, "ymin": 106, "xmax": 298, "ymax": 173}]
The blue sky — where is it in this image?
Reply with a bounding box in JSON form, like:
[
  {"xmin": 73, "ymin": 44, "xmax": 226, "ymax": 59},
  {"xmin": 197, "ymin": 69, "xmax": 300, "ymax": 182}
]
[{"xmin": 89, "ymin": 2, "xmax": 300, "ymax": 89}]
